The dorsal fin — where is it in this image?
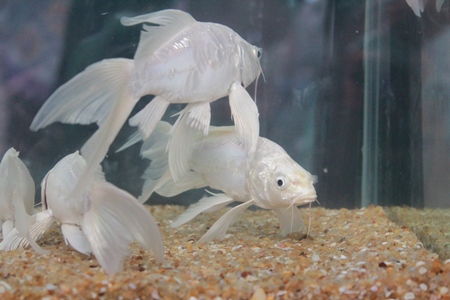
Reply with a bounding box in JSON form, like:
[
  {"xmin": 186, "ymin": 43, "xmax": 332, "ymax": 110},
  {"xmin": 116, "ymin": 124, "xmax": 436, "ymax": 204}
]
[{"xmin": 121, "ymin": 9, "xmax": 196, "ymax": 62}]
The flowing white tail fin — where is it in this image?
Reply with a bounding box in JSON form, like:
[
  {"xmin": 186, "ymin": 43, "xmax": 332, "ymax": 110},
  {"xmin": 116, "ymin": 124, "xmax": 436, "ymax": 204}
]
[
  {"xmin": 0, "ymin": 210, "xmax": 53, "ymax": 254},
  {"xmin": 137, "ymin": 121, "xmax": 206, "ymax": 202},
  {"xmin": 30, "ymin": 58, "xmax": 138, "ymax": 209},
  {"xmin": 168, "ymin": 102, "xmax": 210, "ymax": 182},
  {"xmin": 82, "ymin": 181, "xmax": 165, "ymax": 275}
]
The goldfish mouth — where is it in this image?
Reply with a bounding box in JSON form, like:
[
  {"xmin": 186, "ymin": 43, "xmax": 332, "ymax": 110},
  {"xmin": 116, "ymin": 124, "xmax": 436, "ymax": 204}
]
[{"xmin": 293, "ymin": 193, "xmax": 317, "ymax": 206}]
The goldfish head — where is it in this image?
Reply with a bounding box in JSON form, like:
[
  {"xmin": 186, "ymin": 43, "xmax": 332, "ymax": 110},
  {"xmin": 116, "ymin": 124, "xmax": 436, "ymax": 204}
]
[
  {"xmin": 248, "ymin": 139, "xmax": 317, "ymax": 210},
  {"xmin": 239, "ymin": 43, "xmax": 263, "ymax": 88}
]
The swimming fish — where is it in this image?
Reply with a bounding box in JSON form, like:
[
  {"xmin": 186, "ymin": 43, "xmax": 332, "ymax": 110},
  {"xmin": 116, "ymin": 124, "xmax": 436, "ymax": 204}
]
[
  {"xmin": 30, "ymin": 9, "xmax": 262, "ymax": 205},
  {"xmin": 2, "ymin": 151, "xmax": 165, "ymax": 275},
  {"xmin": 128, "ymin": 121, "xmax": 317, "ymax": 243},
  {"xmin": 0, "ymin": 148, "xmax": 47, "ymax": 254},
  {"xmin": 404, "ymin": 0, "xmax": 445, "ymax": 17}
]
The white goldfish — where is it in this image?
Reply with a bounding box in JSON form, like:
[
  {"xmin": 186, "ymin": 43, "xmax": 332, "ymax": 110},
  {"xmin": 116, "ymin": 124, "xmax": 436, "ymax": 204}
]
[
  {"xmin": 2, "ymin": 151, "xmax": 165, "ymax": 275},
  {"xmin": 0, "ymin": 148, "xmax": 47, "ymax": 254},
  {"xmin": 404, "ymin": 0, "xmax": 445, "ymax": 17},
  {"xmin": 30, "ymin": 9, "xmax": 262, "ymax": 205},
  {"xmin": 126, "ymin": 121, "xmax": 317, "ymax": 243}
]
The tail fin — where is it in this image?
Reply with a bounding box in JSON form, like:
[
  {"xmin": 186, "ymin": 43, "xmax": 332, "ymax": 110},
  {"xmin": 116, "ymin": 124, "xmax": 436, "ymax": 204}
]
[
  {"xmin": 0, "ymin": 210, "xmax": 53, "ymax": 254},
  {"xmin": 30, "ymin": 58, "xmax": 135, "ymax": 130},
  {"xmin": 137, "ymin": 122, "xmax": 172, "ymax": 202},
  {"xmin": 30, "ymin": 58, "xmax": 138, "ymax": 204},
  {"xmin": 138, "ymin": 121, "xmax": 206, "ymax": 202},
  {"xmin": 168, "ymin": 102, "xmax": 210, "ymax": 182},
  {"xmin": 82, "ymin": 181, "xmax": 165, "ymax": 275}
]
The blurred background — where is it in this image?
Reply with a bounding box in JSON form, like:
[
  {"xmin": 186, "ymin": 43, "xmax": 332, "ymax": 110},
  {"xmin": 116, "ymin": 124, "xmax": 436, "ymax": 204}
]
[{"xmin": 0, "ymin": 0, "xmax": 449, "ymax": 208}]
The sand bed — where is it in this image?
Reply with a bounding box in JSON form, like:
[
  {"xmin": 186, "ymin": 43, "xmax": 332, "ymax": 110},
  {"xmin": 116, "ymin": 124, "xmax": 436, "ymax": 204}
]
[{"xmin": 1, "ymin": 205, "xmax": 449, "ymax": 299}]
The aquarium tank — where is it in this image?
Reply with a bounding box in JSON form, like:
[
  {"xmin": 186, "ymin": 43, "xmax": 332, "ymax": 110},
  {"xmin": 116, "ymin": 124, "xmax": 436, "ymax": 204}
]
[
  {"xmin": 2, "ymin": 0, "xmax": 448, "ymax": 209},
  {"xmin": 1, "ymin": 0, "xmax": 449, "ymax": 298}
]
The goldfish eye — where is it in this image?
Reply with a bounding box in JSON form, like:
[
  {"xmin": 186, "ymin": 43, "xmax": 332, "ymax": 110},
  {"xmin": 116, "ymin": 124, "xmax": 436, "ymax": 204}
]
[
  {"xmin": 257, "ymin": 48, "xmax": 263, "ymax": 59},
  {"xmin": 276, "ymin": 176, "xmax": 286, "ymax": 189}
]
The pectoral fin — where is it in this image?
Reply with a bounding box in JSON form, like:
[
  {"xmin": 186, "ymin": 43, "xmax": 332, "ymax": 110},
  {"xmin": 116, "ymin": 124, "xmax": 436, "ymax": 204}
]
[
  {"xmin": 129, "ymin": 96, "xmax": 170, "ymax": 140},
  {"xmin": 155, "ymin": 171, "xmax": 206, "ymax": 198},
  {"xmin": 274, "ymin": 206, "xmax": 305, "ymax": 236},
  {"xmin": 61, "ymin": 224, "xmax": 92, "ymax": 255},
  {"xmin": 171, "ymin": 193, "xmax": 235, "ymax": 228},
  {"xmin": 228, "ymin": 82, "xmax": 259, "ymax": 155},
  {"xmin": 198, "ymin": 200, "xmax": 255, "ymax": 243},
  {"xmin": 82, "ymin": 181, "xmax": 165, "ymax": 275}
]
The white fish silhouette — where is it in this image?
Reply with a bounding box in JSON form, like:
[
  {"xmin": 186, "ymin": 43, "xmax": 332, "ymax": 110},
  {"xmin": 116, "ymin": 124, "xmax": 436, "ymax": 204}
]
[
  {"xmin": 2, "ymin": 151, "xmax": 165, "ymax": 275},
  {"xmin": 0, "ymin": 148, "xmax": 47, "ymax": 254},
  {"xmin": 404, "ymin": 0, "xmax": 445, "ymax": 17},
  {"xmin": 126, "ymin": 121, "xmax": 317, "ymax": 243},
  {"xmin": 30, "ymin": 9, "xmax": 261, "ymax": 205}
]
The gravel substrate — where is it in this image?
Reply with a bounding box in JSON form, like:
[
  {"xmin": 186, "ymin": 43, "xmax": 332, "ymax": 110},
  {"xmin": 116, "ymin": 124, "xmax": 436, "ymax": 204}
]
[
  {"xmin": 1, "ymin": 205, "xmax": 449, "ymax": 299},
  {"xmin": 385, "ymin": 206, "xmax": 450, "ymax": 261}
]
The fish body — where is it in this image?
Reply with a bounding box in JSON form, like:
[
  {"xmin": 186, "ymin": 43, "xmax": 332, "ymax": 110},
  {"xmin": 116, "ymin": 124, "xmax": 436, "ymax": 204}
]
[
  {"xmin": 2, "ymin": 152, "xmax": 165, "ymax": 275},
  {"xmin": 0, "ymin": 148, "xmax": 47, "ymax": 254},
  {"xmin": 136, "ymin": 122, "xmax": 317, "ymax": 242},
  {"xmin": 190, "ymin": 133, "xmax": 316, "ymax": 210},
  {"xmin": 40, "ymin": 151, "xmax": 93, "ymax": 226},
  {"xmin": 30, "ymin": 9, "xmax": 261, "ymax": 203},
  {"xmin": 131, "ymin": 19, "xmax": 260, "ymax": 103}
]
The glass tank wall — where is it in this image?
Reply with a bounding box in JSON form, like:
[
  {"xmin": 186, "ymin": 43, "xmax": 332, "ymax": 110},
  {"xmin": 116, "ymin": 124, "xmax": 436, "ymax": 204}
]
[{"xmin": 0, "ymin": 0, "xmax": 449, "ymax": 211}]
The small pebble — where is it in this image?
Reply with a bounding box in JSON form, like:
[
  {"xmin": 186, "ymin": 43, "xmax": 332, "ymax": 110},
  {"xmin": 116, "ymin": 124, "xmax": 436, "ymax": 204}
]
[
  {"xmin": 250, "ymin": 287, "xmax": 267, "ymax": 300},
  {"xmin": 418, "ymin": 267, "xmax": 427, "ymax": 274},
  {"xmin": 404, "ymin": 292, "xmax": 415, "ymax": 299},
  {"xmin": 415, "ymin": 261, "xmax": 426, "ymax": 267},
  {"xmin": 312, "ymin": 254, "xmax": 320, "ymax": 262}
]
